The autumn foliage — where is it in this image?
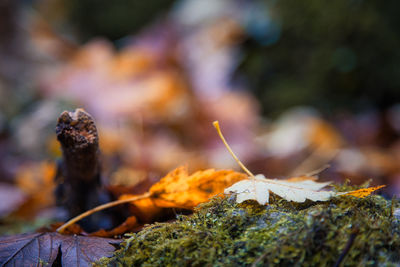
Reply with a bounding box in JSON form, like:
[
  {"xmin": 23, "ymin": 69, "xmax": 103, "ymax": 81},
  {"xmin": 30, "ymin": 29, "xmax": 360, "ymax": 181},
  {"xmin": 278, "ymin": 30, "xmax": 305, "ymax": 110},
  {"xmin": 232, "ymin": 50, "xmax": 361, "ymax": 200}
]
[{"xmin": 121, "ymin": 167, "xmax": 247, "ymax": 209}]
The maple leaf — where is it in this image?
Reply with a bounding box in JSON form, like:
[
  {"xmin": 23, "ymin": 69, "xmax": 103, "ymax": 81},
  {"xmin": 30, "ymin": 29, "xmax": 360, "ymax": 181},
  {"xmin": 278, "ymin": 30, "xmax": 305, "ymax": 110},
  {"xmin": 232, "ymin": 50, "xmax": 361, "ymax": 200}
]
[
  {"xmin": 147, "ymin": 167, "xmax": 247, "ymax": 209},
  {"xmin": 213, "ymin": 121, "xmax": 385, "ymax": 205},
  {"xmin": 224, "ymin": 175, "xmax": 332, "ymax": 205},
  {"xmin": 224, "ymin": 175, "xmax": 385, "ymax": 205},
  {"xmin": 57, "ymin": 167, "xmax": 246, "ymax": 233},
  {"xmin": 0, "ymin": 232, "xmax": 120, "ymax": 267},
  {"xmin": 118, "ymin": 167, "xmax": 247, "ymax": 219}
]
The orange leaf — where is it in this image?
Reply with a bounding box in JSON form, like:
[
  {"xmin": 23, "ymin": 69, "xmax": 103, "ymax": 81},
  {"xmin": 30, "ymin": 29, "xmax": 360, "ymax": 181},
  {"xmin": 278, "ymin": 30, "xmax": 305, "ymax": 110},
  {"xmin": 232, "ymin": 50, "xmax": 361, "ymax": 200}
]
[
  {"xmin": 148, "ymin": 167, "xmax": 247, "ymax": 209},
  {"xmin": 119, "ymin": 195, "xmax": 162, "ymax": 222},
  {"xmin": 119, "ymin": 167, "xmax": 247, "ymax": 211},
  {"xmin": 89, "ymin": 216, "xmax": 138, "ymax": 238},
  {"xmin": 342, "ymin": 185, "xmax": 386, "ymax": 198}
]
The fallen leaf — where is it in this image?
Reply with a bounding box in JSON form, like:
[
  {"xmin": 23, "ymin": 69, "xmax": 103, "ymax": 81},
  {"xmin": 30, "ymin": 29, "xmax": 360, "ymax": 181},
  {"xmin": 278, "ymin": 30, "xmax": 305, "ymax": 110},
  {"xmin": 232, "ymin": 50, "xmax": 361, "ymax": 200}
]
[
  {"xmin": 0, "ymin": 232, "xmax": 120, "ymax": 267},
  {"xmin": 46, "ymin": 216, "xmax": 139, "ymax": 238},
  {"xmin": 342, "ymin": 185, "xmax": 386, "ymax": 198},
  {"xmin": 57, "ymin": 167, "xmax": 246, "ymax": 232},
  {"xmin": 47, "ymin": 222, "xmax": 85, "ymax": 235},
  {"xmin": 119, "ymin": 196, "xmax": 162, "ymax": 223},
  {"xmin": 89, "ymin": 216, "xmax": 138, "ymax": 238},
  {"xmin": 150, "ymin": 167, "xmax": 247, "ymax": 208},
  {"xmin": 225, "ymin": 175, "xmax": 385, "ymax": 205},
  {"xmin": 120, "ymin": 167, "xmax": 247, "ymax": 210},
  {"xmin": 213, "ymin": 120, "xmax": 385, "ymax": 205}
]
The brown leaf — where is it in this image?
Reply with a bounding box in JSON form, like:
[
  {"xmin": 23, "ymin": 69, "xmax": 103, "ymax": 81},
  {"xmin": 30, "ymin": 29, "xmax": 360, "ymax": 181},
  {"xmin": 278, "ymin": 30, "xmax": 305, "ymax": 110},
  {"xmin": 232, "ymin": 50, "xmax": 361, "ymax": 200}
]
[
  {"xmin": 46, "ymin": 217, "xmax": 139, "ymax": 238},
  {"xmin": 0, "ymin": 232, "xmax": 120, "ymax": 267},
  {"xmin": 48, "ymin": 222, "xmax": 85, "ymax": 235},
  {"xmin": 89, "ymin": 216, "xmax": 138, "ymax": 238}
]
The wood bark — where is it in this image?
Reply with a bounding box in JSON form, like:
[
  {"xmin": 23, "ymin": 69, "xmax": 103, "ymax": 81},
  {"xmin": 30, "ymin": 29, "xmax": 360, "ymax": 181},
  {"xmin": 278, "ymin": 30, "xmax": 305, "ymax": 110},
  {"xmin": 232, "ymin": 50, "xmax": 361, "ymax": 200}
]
[{"xmin": 55, "ymin": 108, "xmax": 116, "ymax": 231}]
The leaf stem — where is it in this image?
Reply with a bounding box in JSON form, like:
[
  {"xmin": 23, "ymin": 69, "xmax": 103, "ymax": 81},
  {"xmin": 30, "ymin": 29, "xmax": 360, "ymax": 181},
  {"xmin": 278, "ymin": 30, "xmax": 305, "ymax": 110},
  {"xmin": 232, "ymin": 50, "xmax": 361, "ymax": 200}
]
[
  {"xmin": 213, "ymin": 121, "xmax": 254, "ymax": 178},
  {"xmin": 57, "ymin": 192, "xmax": 152, "ymax": 234}
]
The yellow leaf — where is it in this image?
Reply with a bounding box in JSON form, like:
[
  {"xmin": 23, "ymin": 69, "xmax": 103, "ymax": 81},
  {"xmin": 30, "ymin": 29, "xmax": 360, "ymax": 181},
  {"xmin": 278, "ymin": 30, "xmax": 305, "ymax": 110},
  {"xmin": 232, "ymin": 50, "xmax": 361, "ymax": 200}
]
[
  {"xmin": 120, "ymin": 166, "xmax": 247, "ymax": 210},
  {"xmin": 342, "ymin": 185, "xmax": 386, "ymax": 198}
]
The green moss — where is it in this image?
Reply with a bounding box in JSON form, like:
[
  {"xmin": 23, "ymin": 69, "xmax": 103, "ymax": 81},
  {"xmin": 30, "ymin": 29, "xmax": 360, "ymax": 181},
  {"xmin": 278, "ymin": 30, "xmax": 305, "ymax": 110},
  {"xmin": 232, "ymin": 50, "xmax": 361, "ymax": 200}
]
[{"xmin": 97, "ymin": 186, "xmax": 400, "ymax": 266}]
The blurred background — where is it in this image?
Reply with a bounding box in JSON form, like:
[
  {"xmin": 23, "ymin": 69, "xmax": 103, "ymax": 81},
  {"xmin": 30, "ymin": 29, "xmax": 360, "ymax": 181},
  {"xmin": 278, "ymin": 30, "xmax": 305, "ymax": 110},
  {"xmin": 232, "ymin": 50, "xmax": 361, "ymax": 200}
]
[{"xmin": 1, "ymin": 0, "xmax": 400, "ymax": 232}]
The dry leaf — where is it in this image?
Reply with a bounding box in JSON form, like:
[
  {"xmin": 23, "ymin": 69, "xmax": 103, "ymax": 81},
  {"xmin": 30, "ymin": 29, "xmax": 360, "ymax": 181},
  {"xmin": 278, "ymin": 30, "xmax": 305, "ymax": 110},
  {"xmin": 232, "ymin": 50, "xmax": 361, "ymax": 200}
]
[
  {"xmin": 225, "ymin": 175, "xmax": 385, "ymax": 205},
  {"xmin": 149, "ymin": 167, "xmax": 247, "ymax": 208},
  {"xmin": 48, "ymin": 216, "xmax": 138, "ymax": 238},
  {"xmin": 213, "ymin": 120, "xmax": 385, "ymax": 205},
  {"xmin": 120, "ymin": 166, "xmax": 247, "ymax": 210},
  {"xmin": 0, "ymin": 232, "xmax": 120, "ymax": 267},
  {"xmin": 119, "ymin": 196, "xmax": 162, "ymax": 223},
  {"xmin": 342, "ymin": 185, "xmax": 386, "ymax": 198},
  {"xmin": 89, "ymin": 216, "xmax": 138, "ymax": 238}
]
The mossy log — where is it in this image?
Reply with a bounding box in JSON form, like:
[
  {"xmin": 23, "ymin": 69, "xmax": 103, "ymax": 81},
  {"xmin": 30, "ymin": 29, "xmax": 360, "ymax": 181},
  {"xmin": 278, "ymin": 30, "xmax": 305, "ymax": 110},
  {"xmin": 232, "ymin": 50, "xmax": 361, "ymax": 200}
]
[{"xmin": 98, "ymin": 185, "xmax": 400, "ymax": 266}]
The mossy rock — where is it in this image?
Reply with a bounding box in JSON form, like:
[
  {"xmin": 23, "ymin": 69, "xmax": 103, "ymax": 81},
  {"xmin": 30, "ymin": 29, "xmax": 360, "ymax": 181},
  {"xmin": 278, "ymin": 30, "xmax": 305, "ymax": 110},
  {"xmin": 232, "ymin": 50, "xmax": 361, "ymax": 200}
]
[{"xmin": 97, "ymin": 185, "xmax": 400, "ymax": 266}]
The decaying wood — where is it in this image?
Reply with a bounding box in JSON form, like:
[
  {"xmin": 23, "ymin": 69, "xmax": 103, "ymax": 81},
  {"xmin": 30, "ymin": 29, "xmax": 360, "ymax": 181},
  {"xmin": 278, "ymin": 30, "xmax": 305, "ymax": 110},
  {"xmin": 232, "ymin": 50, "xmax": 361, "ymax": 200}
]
[
  {"xmin": 56, "ymin": 108, "xmax": 100, "ymax": 186},
  {"xmin": 55, "ymin": 108, "xmax": 117, "ymax": 231}
]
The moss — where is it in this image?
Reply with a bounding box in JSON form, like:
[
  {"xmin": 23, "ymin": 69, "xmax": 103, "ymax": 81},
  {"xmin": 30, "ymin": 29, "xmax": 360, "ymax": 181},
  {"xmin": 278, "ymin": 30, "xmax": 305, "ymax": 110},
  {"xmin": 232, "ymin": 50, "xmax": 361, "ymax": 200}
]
[{"xmin": 97, "ymin": 185, "xmax": 400, "ymax": 266}]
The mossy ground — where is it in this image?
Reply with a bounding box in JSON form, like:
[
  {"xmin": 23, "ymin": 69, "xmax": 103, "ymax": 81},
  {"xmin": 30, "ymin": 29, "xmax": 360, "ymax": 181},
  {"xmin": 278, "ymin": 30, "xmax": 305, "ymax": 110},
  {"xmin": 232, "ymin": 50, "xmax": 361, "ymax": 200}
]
[{"xmin": 97, "ymin": 184, "xmax": 400, "ymax": 266}]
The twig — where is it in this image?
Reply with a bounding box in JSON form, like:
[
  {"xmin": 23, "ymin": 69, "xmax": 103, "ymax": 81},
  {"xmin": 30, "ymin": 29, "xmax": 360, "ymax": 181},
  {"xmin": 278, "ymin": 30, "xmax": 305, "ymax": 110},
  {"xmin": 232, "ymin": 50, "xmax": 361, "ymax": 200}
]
[{"xmin": 57, "ymin": 192, "xmax": 152, "ymax": 233}]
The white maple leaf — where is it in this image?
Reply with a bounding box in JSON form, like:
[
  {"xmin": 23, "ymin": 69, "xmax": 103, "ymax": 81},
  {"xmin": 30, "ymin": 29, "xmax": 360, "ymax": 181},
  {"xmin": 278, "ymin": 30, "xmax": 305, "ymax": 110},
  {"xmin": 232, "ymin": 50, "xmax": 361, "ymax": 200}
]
[
  {"xmin": 213, "ymin": 121, "xmax": 384, "ymax": 205},
  {"xmin": 224, "ymin": 174, "xmax": 336, "ymax": 205}
]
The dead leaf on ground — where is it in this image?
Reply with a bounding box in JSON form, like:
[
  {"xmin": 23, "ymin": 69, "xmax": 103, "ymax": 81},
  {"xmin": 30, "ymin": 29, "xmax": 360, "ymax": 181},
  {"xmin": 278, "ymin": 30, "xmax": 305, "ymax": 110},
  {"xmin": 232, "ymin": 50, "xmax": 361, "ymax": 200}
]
[
  {"xmin": 120, "ymin": 166, "xmax": 247, "ymax": 211},
  {"xmin": 0, "ymin": 232, "xmax": 120, "ymax": 267},
  {"xmin": 47, "ymin": 216, "xmax": 138, "ymax": 238},
  {"xmin": 225, "ymin": 174, "xmax": 385, "ymax": 205},
  {"xmin": 89, "ymin": 216, "xmax": 138, "ymax": 238},
  {"xmin": 119, "ymin": 196, "xmax": 162, "ymax": 223}
]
